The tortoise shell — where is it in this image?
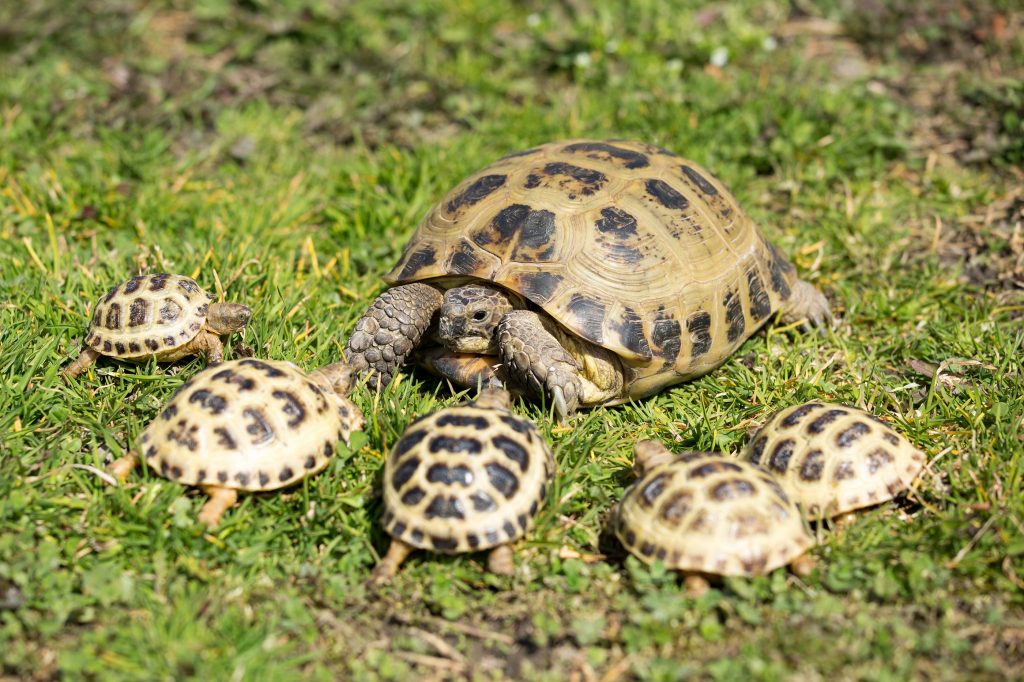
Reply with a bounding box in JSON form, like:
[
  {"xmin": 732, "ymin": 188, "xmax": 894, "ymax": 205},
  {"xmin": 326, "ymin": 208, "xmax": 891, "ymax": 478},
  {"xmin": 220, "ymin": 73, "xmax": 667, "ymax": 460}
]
[
  {"xmin": 613, "ymin": 451, "xmax": 812, "ymax": 576},
  {"xmin": 140, "ymin": 359, "xmax": 363, "ymax": 491},
  {"xmin": 85, "ymin": 273, "xmax": 214, "ymax": 360},
  {"xmin": 386, "ymin": 139, "xmax": 801, "ymax": 397},
  {"xmin": 744, "ymin": 402, "xmax": 927, "ymax": 519},
  {"xmin": 380, "ymin": 396, "xmax": 555, "ymax": 554}
]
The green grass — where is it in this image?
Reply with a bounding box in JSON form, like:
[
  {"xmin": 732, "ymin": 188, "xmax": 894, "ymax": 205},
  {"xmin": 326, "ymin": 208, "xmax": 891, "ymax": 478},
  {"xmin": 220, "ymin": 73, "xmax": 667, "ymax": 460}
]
[{"xmin": 2, "ymin": 0, "xmax": 1023, "ymax": 679}]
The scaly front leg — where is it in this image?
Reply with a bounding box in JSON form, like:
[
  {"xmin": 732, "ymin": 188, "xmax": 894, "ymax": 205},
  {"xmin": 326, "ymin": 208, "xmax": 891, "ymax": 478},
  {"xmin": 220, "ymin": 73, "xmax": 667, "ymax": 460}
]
[
  {"xmin": 496, "ymin": 311, "xmax": 584, "ymax": 419},
  {"xmin": 344, "ymin": 283, "xmax": 443, "ymax": 388}
]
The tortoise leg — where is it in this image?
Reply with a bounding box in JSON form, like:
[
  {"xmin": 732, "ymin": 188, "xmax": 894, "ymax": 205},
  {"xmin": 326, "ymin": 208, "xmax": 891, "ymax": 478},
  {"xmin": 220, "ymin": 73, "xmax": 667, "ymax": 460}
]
[
  {"xmin": 496, "ymin": 311, "xmax": 583, "ymax": 419},
  {"xmin": 189, "ymin": 330, "xmax": 225, "ymax": 365},
  {"xmin": 497, "ymin": 311, "xmax": 625, "ymax": 420},
  {"xmin": 790, "ymin": 553, "xmax": 816, "ymax": 577},
  {"xmin": 683, "ymin": 573, "xmax": 711, "ymax": 597},
  {"xmin": 62, "ymin": 346, "xmax": 101, "ymax": 380},
  {"xmin": 108, "ymin": 452, "xmax": 140, "ymax": 482},
  {"xmin": 415, "ymin": 347, "xmax": 507, "ymax": 390},
  {"xmin": 486, "ymin": 543, "xmax": 515, "ymax": 576},
  {"xmin": 779, "ymin": 279, "xmax": 832, "ymax": 330},
  {"xmin": 344, "ymin": 283, "xmax": 443, "ymax": 388},
  {"xmin": 175, "ymin": 330, "xmax": 225, "ymax": 365},
  {"xmin": 369, "ymin": 539, "xmax": 415, "ymax": 585},
  {"xmin": 832, "ymin": 511, "xmax": 858, "ymax": 529},
  {"xmin": 201, "ymin": 331, "xmax": 225, "ymax": 364},
  {"xmin": 197, "ymin": 485, "xmax": 238, "ymax": 527}
]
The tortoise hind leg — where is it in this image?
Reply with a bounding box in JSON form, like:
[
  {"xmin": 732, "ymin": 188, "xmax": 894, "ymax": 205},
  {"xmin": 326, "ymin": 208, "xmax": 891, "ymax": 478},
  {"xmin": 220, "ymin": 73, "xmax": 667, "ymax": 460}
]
[
  {"xmin": 779, "ymin": 279, "xmax": 832, "ymax": 330},
  {"xmin": 108, "ymin": 452, "xmax": 140, "ymax": 482},
  {"xmin": 369, "ymin": 539, "xmax": 415, "ymax": 585},
  {"xmin": 790, "ymin": 553, "xmax": 817, "ymax": 577},
  {"xmin": 62, "ymin": 347, "xmax": 101, "ymax": 380},
  {"xmin": 197, "ymin": 485, "xmax": 238, "ymax": 527},
  {"xmin": 497, "ymin": 311, "xmax": 622, "ymax": 420},
  {"xmin": 344, "ymin": 283, "xmax": 443, "ymax": 388},
  {"xmin": 683, "ymin": 573, "xmax": 711, "ymax": 597},
  {"xmin": 486, "ymin": 544, "xmax": 515, "ymax": 576}
]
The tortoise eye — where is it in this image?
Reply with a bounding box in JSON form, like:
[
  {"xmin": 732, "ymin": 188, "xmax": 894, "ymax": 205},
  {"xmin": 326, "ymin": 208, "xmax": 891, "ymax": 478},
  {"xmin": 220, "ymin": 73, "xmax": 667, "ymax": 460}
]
[{"xmin": 472, "ymin": 310, "xmax": 488, "ymax": 322}]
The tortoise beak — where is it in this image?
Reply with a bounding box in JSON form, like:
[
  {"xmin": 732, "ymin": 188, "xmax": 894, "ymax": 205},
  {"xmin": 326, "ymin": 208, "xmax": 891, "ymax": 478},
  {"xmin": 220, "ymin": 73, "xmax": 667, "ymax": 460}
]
[{"xmin": 438, "ymin": 315, "xmax": 464, "ymax": 343}]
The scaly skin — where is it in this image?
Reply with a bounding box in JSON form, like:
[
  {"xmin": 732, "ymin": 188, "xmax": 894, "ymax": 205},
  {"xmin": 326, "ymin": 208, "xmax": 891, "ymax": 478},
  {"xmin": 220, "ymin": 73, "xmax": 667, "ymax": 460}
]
[
  {"xmin": 108, "ymin": 452, "xmax": 140, "ymax": 482},
  {"xmin": 496, "ymin": 310, "xmax": 624, "ymax": 419},
  {"xmin": 344, "ymin": 283, "xmax": 443, "ymax": 387},
  {"xmin": 497, "ymin": 310, "xmax": 584, "ymax": 419},
  {"xmin": 780, "ymin": 279, "xmax": 832, "ymax": 331},
  {"xmin": 62, "ymin": 347, "xmax": 102, "ymax": 380},
  {"xmin": 415, "ymin": 347, "xmax": 508, "ymax": 390},
  {"xmin": 369, "ymin": 539, "xmax": 415, "ymax": 585},
  {"xmin": 486, "ymin": 544, "xmax": 515, "ymax": 576},
  {"xmin": 197, "ymin": 485, "xmax": 238, "ymax": 527}
]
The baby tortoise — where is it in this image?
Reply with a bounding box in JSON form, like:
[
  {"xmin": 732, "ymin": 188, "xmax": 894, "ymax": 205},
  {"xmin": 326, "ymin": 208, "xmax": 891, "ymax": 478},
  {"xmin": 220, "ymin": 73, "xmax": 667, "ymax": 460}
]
[
  {"xmin": 611, "ymin": 440, "xmax": 814, "ymax": 596},
  {"xmin": 371, "ymin": 387, "xmax": 554, "ymax": 583},
  {"xmin": 744, "ymin": 402, "xmax": 927, "ymax": 521},
  {"xmin": 109, "ymin": 359, "xmax": 363, "ymax": 526},
  {"xmin": 64, "ymin": 273, "xmax": 251, "ymax": 379},
  {"xmin": 345, "ymin": 139, "xmax": 831, "ymax": 418}
]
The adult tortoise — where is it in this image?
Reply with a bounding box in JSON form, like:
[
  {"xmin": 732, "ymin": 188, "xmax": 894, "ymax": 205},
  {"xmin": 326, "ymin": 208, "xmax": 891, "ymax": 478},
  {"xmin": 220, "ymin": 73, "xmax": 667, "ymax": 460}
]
[{"xmin": 345, "ymin": 140, "xmax": 831, "ymax": 418}]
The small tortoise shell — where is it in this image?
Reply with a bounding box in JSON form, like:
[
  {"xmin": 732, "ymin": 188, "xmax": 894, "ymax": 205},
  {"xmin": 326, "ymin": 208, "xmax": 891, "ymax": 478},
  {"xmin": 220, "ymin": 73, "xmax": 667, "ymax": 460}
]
[
  {"xmin": 381, "ymin": 398, "xmax": 555, "ymax": 554},
  {"xmin": 140, "ymin": 359, "xmax": 363, "ymax": 491},
  {"xmin": 614, "ymin": 451, "xmax": 812, "ymax": 576},
  {"xmin": 86, "ymin": 273, "xmax": 213, "ymax": 359},
  {"xmin": 385, "ymin": 139, "xmax": 801, "ymax": 398},
  {"xmin": 744, "ymin": 402, "xmax": 926, "ymax": 519}
]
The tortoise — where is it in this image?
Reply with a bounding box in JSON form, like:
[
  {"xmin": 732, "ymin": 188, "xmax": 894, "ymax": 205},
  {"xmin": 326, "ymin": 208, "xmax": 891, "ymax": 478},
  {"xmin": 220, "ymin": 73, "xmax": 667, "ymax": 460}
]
[
  {"xmin": 344, "ymin": 139, "xmax": 831, "ymax": 418},
  {"xmin": 611, "ymin": 440, "xmax": 814, "ymax": 596},
  {"xmin": 108, "ymin": 358, "xmax": 364, "ymax": 527},
  {"xmin": 371, "ymin": 387, "xmax": 554, "ymax": 583},
  {"xmin": 743, "ymin": 402, "xmax": 927, "ymax": 521},
  {"xmin": 63, "ymin": 273, "xmax": 251, "ymax": 379}
]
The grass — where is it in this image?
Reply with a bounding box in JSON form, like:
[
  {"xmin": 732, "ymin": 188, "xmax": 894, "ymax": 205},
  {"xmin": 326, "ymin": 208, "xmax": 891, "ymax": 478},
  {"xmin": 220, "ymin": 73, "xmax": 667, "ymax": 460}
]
[{"xmin": 2, "ymin": 0, "xmax": 1023, "ymax": 679}]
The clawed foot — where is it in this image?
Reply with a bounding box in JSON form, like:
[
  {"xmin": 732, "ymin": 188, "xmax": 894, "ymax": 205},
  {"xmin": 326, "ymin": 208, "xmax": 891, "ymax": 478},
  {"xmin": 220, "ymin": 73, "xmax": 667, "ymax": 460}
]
[
  {"xmin": 547, "ymin": 367, "xmax": 582, "ymax": 421},
  {"xmin": 782, "ymin": 280, "xmax": 833, "ymax": 334}
]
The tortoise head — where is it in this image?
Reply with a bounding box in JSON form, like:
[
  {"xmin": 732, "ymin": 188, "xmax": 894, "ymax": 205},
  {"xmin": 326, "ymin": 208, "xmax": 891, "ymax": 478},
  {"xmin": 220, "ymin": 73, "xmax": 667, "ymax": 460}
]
[
  {"xmin": 469, "ymin": 386, "xmax": 512, "ymax": 411},
  {"xmin": 632, "ymin": 440, "xmax": 677, "ymax": 476},
  {"xmin": 205, "ymin": 302, "xmax": 252, "ymax": 335},
  {"xmin": 308, "ymin": 361, "xmax": 358, "ymax": 397},
  {"xmin": 438, "ymin": 284, "xmax": 518, "ymax": 354}
]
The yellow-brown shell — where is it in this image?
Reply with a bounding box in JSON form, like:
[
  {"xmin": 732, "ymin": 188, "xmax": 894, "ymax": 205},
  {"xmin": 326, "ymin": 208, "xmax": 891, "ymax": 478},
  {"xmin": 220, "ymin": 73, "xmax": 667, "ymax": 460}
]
[
  {"xmin": 381, "ymin": 398, "xmax": 554, "ymax": 554},
  {"xmin": 86, "ymin": 274, "xmax": 213, "ymax": 359},
  {"xmin": 744, "ymin": 402, "xmax": 926, "ymax": 519},
  {"xmin": 140, "ymin": 359, "xmax": 363, "ymax": 491},
  {"xmin": 386, "ymin": 139, "xmax": 800, "ymax": 397},
  {"xmin": 613, "ymin": 452, "xmax": 812, "ymax": 576}
]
